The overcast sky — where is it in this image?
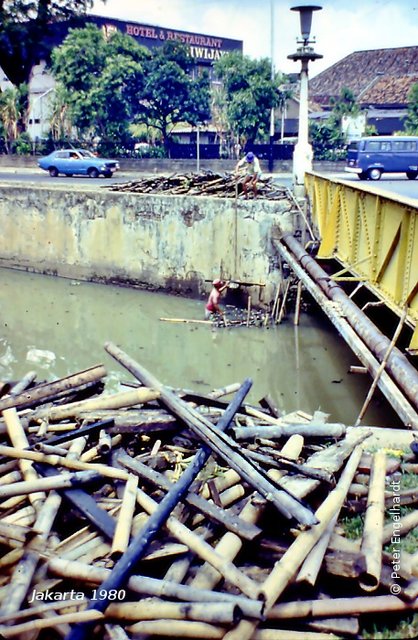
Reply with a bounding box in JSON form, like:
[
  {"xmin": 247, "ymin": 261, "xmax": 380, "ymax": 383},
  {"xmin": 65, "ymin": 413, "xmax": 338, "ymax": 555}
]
[{"xmin": 89, "ymin": 0, "xmax": 418, "ymax": 77}]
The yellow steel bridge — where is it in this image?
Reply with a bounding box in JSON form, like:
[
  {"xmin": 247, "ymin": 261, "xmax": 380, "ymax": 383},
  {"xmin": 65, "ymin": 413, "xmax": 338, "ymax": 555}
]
[{"xmin": 305, "ymin": 172, "xmax": 418, "ymax": 352}]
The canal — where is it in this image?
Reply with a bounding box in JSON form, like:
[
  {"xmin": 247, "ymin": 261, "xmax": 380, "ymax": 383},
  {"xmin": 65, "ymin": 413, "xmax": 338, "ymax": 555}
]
[{"xmin": 0, "ymin": 267, "xmax": 401, "ymax": 427}]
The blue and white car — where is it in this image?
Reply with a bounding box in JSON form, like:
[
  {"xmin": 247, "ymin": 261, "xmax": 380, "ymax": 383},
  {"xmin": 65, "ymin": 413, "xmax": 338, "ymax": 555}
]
[{"xmin": 38, "ymin": 149, "xmax": 120, "ymax": 178}]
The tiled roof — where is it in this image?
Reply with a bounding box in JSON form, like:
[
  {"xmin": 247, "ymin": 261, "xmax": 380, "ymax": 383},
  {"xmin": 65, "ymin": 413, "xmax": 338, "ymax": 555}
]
[{"xmin": 309, "ymin": 46, "xmax": 418, "ymax": 107}]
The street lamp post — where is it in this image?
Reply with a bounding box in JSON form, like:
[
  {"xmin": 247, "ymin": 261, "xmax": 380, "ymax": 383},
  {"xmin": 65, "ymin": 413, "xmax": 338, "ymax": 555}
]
[{"xmin": 288, "ymin": 4, "xmax": 323, "ymax": 195}]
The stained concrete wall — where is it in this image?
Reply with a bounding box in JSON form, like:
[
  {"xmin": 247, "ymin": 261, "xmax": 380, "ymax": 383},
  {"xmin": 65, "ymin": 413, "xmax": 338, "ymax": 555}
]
[{"xmin": 0, "ymin": 183, "xmax": 294, "ymax": 305}]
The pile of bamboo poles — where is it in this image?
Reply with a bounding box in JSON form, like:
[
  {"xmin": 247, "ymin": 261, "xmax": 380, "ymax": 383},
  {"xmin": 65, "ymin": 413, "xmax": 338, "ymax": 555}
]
[
  {"xmin": 0, "ymin": 343, "xmax": 416, "ymax": 639},
  {"xmin": 107, "ymin": 171, "xmax": 289, "ymax": 200}
]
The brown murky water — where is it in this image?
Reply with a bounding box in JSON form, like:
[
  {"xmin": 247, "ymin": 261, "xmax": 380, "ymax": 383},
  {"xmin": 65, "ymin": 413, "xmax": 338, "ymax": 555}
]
[{"xmin": 0, "ymin": 267, "xmax": 401, "ymax": 427}]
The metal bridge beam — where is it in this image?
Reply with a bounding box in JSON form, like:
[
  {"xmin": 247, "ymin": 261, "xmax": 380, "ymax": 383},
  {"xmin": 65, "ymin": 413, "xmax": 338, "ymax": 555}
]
[{"xmin": 305, "ymin": 173, "xmax": 418, "ymax": 351}]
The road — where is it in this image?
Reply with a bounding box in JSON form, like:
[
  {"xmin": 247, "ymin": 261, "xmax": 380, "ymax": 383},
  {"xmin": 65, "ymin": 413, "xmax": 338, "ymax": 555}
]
[{"xmin": 0, "ymin": 168, "xmax": 417, "ymax": 200}]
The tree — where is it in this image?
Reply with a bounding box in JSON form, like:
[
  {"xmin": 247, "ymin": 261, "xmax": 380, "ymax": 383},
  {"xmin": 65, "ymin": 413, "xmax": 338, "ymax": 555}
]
[
  {"xmin": 310, "ymin": 87, "xmax": 359, "ymax": 160},
  {"xmin": 404, "ymin": 83, "xmax": 418, "ymax": 134},
  {"xmin": 0, "ymin": 1, "xmax": 104, "ymax": 88},
  {"xmin": 213, "ymin": 52, "xmax": 285, "ymax": 147},
  {"xmin": 0, "ymin": 84, "xmax": 28, "ymax": 153},
  {"xmin": 135, "ymin": 41, "xmax": 211, "ymax": 154},
  {"xmin": 51, "ymin": 25, "xmax": 148, "ymax": 152}
]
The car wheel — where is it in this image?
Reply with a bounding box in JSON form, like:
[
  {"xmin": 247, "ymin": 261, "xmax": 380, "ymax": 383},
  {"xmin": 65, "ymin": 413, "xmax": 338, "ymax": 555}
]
[
  {"xmin": 406, "ymin": 171, "xmax": 418, "ymax": 180},
  {"xmin": 103, "ymin": 171, "xmax": 112, "ymax": 178},
  {"xmin": 367, "ymin": 168, "xmax": 382, "ymax": 180},
  {"xmin": 358, "ymin": 171, "xmax": 367, "ymax": 180},
  {"xmin": 88, "ymin": 167, "xmax": 100, "ymax": 178},
  {"xmin": 49, "ymin": 167, "xmax": 59, "ymax": 177}
]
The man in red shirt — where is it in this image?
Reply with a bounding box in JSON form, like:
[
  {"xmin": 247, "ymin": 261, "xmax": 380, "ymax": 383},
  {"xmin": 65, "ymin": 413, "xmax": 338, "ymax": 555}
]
[{"xmin": 205, "ymin": 279, "xmax": 229, "ymax": 319}]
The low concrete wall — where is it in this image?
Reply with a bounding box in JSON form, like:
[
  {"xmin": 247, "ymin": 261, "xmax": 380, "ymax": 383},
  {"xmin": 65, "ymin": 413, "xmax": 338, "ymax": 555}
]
[
  {"xmin": 0, "ymin": 184, "xmax": 294, "ymax": 306},
  {"xmin": 0, "ymin": 154, "xmax": 345, "ymax": 174}
]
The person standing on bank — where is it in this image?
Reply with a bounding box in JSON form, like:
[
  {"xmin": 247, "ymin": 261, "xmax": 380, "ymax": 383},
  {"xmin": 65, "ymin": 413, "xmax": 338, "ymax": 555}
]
[
  {"xmin": 235, "ymin": 151, "xmax": 261, "ymax": 199},
  {"xmin": 205, "ymin": 279, "xmax": 229, "ymax": 320}
]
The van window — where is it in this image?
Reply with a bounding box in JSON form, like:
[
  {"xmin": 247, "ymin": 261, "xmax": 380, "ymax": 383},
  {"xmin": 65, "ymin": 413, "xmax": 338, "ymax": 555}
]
[
  {"xmin": 348, "ymin": 141, "xmax": 359, "ymax": 151},
  {"xmin": 365, "ymin": 140, "xmax": 392, "ymax": 151},
  {"xmin": 392, "ymin": 140, "xmax": 417, "ymax": 151}
]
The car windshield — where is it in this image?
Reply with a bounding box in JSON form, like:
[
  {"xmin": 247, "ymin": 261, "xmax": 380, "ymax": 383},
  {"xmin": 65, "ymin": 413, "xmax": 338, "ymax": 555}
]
[{"xmin": 78, "ymin": 150, "xmax": 96, "ymax": 158}]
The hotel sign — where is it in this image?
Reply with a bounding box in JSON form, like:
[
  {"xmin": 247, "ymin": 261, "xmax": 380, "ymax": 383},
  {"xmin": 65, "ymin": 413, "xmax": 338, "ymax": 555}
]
[{"xmin": 92, "ymin": 16, "xmax": 242, "ymax": 64}]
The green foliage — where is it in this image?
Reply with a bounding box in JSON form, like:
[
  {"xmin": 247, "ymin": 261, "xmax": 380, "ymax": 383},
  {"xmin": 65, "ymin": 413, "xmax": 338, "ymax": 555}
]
[
  {"xmin": 134, "ymin": 40, "xmax": 211, "ymax": 153},
  {"xmin": 404, "ymin": 83, "xmax": 418, "ymax": 134},
  {"xmin": 309, "ymin": 116, "xmax": 346, "ymax": 160},
  {"xmin": 213, "ymin": 52, "xmax": 288, "ymax": 146},
  {"xmin": 0, "ymin": 84, "xmax": 28, "ymax": 152},
  {"xmin": 13, "ymin": 132, "xmax": 32, "ymax": 155},
  {"xmin": 52, "ymin": 25, "xmax": 148, "ymax": 154},
  {"xmin": 309, "ymin": 87, "xmax": 361, "ymax": 160},
  {"xmin": 0, "ymin": 0, "xmax": 103, "ymax": 87}
]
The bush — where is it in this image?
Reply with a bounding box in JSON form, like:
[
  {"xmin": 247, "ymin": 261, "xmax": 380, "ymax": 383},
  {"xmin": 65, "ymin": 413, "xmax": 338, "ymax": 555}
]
[{"xmin": 12, "ymin": 133, "xmax": 32, "ymax": 155}]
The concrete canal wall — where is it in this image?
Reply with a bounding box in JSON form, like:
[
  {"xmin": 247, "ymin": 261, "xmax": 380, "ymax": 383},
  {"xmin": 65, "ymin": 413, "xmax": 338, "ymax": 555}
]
[{"xmin": 0, "ymin": 184, "xmax": 294, "ymax": 306}]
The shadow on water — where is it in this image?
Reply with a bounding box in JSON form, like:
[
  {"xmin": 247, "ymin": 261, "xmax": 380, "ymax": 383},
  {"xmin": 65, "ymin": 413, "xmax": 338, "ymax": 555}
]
[{"xmin": 0, "ymin": 267, "xmax": 402, "ymax": 427}]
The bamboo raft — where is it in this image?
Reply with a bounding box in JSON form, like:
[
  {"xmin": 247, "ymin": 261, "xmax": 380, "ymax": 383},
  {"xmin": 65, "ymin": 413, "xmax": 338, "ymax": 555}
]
[
  {"xmin": 106, "ymin": 171, "xmax": 290, "ymax": 200},
  {"xmin": 0, "ymin": 343, "xmax": 416, "ymax": 639}
]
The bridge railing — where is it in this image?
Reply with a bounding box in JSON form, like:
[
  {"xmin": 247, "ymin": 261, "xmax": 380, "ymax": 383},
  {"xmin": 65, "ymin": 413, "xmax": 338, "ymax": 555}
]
[{"xmin": 305, "ymin": 172, "xmax": 418, "ymax": 351}]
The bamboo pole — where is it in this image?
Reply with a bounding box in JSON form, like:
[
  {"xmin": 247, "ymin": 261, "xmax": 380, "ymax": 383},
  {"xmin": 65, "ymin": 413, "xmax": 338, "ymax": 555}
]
[
  {"xmin": 277, "ymin": 280, "xmax": 290, "ymax": 324},
  {"xmin": 0, "ymin": 492, "xmax": 62, "ymax": 617},
  {"xmin": 0, "ymin": 610, "xmax": 104, "ymax": 638},
  {"xmin": 269, "ymin": 593, "xmax": 418, "ymax": 619},
  {"xmin": 98, "ymin": 429, "xmax": 112, "ymax": 455},
  {"xmin": 246, "ymin": 296, "xmax": 251, "ymax": 327},
  {"xmin": 232, "ymin": 423, "xmax": 346, "ymax": 440},
  {"xmin": 355, "ymin": 308, "xmax": 408, "ymax": 425},
  {"xmin": 160, "ymin": 317, "xmax": 213, "ymax": 324},
  {"xmin": 31, "ymin": 388, "xmax": 160, "ymax": 421},
  {"xmin": 222, "ymin": 445, "xmax": 364, "ymax": 640},
  {"xmin": 111, "ymin": 474, "xmax": 138, "ymax": 557},
  {"xmin": 105, "ymin": 600, "xmax": 239, "ymax": 624},
  {"xmin": 0, "ymin": 364, "xmax": 107, "ymax": 413},
  {"xmin": 0, "ymin": 470, "xmax": 100, "ymax": 500},
  {"xmin": 382, "ymin": 509, "xmax": 418, "ymax": 545},
  {"xmin": 296, "ymin": 511, "xmax": 339, "ymax": 586},
  {"xmin": 47, "ymin": 558, "xmax": 264, "ymax": 619},
  {"xmin": 359, "ymin": 450, "xmax": 386, "ymax": 591},
  {"xmin": 3, "ymin": 408, "xmax": 46, "ymax": 511},
  {"xmin": 294, "ymin": 280, "xmax": 303, "ymax": 326}
]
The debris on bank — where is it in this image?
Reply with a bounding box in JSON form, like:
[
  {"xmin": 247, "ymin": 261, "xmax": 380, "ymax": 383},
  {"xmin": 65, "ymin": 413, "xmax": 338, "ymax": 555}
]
[
  {"xmin": 107, "ymin": 171, "xmax": 289, "ymax": 200},
  {"xmin": 0, "ymin": 343, "xmax": 417, "ymax": 639}
]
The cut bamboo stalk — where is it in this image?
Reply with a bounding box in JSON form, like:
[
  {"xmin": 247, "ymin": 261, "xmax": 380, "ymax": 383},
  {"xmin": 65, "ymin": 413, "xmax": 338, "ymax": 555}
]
[
  {"xmin": 105, "ymin": 600, "xmax": 239, "ymax": 624},
  {"xmin": 0, "ymin": 610, "xmax": 104, "ymax": 638},
  {"xmin": 111, "ymin": 474, "xmax": 138, "ymax": 557},
  {"xmin": 0, "ymin": 470, "xmax": 22, "ymax": 486},
  {"xmin": 31, "ymin": 388, "xmax": 160, "ymax": 421},
  {"xmin": 47, "ymin": 558, "xmax": 264, "ymax": 619},
  {"xmin": 0, "ymin": 445, "xmax": 130, "ymax": 481},
  {"xmin": 0, "ymin": 491, "xmax": 62, "ymax": 617},
  {"xmin": 0, "ymin": 470, "xmax": 100, "ymax": 500},
  {"xmin": 232, "ymin": 423, "xmax": 346, "ymax": 440},
  {"xmin": 382, "ymin": 509, "xmax": 418, "ymax": 544},
  {"xmin": 0, "ymin": 364, "xmax": 107, "ymax": 414},
  {"xmin": 81, "ymin": 435, "xmax": 123, "ymax": 462},
  {"xmin": 222, "ymin": 445, "xmax": 364, "ymax": 640},
  {"xmin": 269, "ymin": 593, "xmax": 418, "ymax": 619},
  {"xmin": 98, "ymin": 429, "xmax": 112, "ymax": 454},
  {"xmin": 3, "ymin": 408, "xmax": 46, "ymax": 510},
  {"xmin": 359, "ymin": 450, "xmax": 386, "ymax": 591},
  {"xmin": 296, "ymin": 511, "xmax": 339, "ymax": 586}
]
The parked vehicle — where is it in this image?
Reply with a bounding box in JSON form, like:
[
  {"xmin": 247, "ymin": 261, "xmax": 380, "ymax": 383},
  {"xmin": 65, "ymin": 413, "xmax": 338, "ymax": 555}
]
[
  {"xmin": 345, "ymin": 136, "xmax": 418, "ymax": 180},
  {"xmin": 38, "ymin": 149, "xmax": 120, "ymax": 178}
]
